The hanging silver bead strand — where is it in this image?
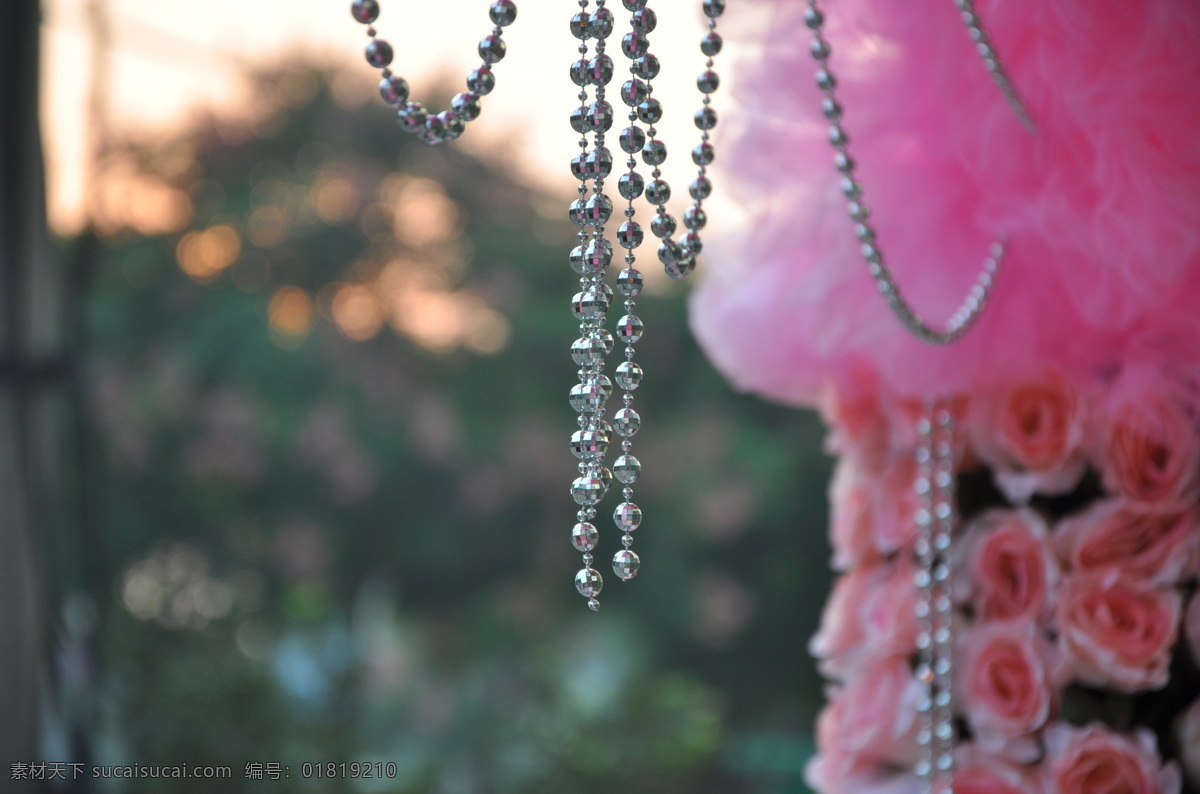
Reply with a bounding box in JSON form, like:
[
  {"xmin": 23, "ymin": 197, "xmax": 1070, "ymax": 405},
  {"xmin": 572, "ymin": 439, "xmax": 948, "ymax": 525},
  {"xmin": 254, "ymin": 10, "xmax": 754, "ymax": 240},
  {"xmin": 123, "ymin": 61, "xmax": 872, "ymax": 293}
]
[
  {"xmin": 913, "ymin": 401, "xmax": 958, "ymax": 794},
  {"xmin": 802, "ymin": 1, "xmax": 1004, "ymax": 346},
  {"xmin": 609, "ymin": 0, "xmax": 656, "ymax": 585},
  {"xmin": 955, "ymin": 0, "xmax": 1035, "ymax": 131},
  {"xmin": 569, "ymin": 0, "xmax": 619, "ymax": 612},
  {"xmin": 351, "ymin": 0, "xmax": 515, "ymax": 145}
]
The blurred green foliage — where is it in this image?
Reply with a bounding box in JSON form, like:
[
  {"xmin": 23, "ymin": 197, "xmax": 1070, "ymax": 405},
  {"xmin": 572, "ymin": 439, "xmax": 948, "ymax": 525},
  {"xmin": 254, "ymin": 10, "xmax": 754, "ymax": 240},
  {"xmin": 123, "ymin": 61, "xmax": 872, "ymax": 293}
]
[{"xmin": 72, "ymin": 64, "xmax": 834, "ymax": 793}]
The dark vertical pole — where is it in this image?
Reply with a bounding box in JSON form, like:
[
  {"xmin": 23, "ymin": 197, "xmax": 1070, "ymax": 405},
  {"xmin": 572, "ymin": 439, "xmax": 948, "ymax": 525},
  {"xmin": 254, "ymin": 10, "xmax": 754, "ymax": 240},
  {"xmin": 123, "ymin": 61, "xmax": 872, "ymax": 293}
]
[{"xmin": 0, "ymin": 0, "xmax": 50, "ymax": 778}]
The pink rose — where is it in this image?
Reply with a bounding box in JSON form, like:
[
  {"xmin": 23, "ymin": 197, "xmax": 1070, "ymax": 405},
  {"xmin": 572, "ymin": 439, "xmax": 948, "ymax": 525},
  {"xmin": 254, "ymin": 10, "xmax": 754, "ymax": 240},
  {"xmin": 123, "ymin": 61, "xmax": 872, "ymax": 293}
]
[
  {"xmin": 829, "ymin": 459, "xmax": 881, "ymax": 570},
  {"xmin": 1042, "ymin": 722, "xmax": 1181, "ymax": 794},
  {"xmin": 875, "ymin": 452, "xmax": 922, "ymax": 555},
  {"xmin": 821, "ymin": 379, "xmax": 893, "ymax": 472},
  {"xmin": 1175, "ymin": 697, "xmax": 1200, "ymax": 790},
  {"xmin": 958, "ymin": 621, "xmax": 1058, "ymax": 760},
  {"xmin": 820, "ymin": 656, "xmax": 922, "ymax": 768},
  {"xmin": 968, "ymin": 371, "xmax": 1089, "ymax": 503},
  {"xmin": 1054, "ymin": 499, "xmax": 1199, "ymax": 587},
  {"xmin": 1056, "ymin": 574, "xmax": 1181, "ymax": 692},
  {"xmin": 810, "ymin": 558, "xmax": 919, "ymax": 678},
  {"xmin": 1101, "ymin": 385, "xmax": 1199, "ymax": 506},
  {"xmin": 956, "ymin": 509, "xmax": 1059, "ymax": 622},
  {"xmin": 955, "ymin": 743, "xmax": 1045, "ymax": 794}
]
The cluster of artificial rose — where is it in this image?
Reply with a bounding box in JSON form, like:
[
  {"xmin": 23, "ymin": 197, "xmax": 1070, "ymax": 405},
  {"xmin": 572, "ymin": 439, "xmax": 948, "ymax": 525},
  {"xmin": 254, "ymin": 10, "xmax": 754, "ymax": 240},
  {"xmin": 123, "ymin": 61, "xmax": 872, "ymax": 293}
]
[{"xmin": 806, "ymin": 366, "xmax": 1200, "ymax": 794}]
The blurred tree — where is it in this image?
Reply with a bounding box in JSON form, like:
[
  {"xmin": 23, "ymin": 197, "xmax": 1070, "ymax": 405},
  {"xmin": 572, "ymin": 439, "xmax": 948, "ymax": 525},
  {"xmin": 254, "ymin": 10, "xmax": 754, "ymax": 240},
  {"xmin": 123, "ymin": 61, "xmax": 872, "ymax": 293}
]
[
  {"xmin": 75, "ymin": 60, "xmax": 833, "ymax": 793},
  {"xmin": 0, "ymin": 0, "xmax": 56, "ymax": 779}
]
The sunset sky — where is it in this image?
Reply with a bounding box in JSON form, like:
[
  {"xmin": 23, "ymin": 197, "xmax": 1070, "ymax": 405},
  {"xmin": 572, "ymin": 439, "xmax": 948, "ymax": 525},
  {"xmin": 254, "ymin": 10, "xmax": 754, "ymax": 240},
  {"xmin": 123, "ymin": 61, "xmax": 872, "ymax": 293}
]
[{"xmin": 40, "ymin": 0, "xmax": 739, "ymax": 235}]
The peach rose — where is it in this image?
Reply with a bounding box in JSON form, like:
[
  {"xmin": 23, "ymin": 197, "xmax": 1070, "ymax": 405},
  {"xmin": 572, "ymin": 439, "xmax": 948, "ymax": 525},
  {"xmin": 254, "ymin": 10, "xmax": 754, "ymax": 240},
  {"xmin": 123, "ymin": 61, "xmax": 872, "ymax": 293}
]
[
  {"xmin": 1042, "ymin": 722, "xmax": 1181, "ymax": 794},
  {"xmin": 968, "ymin": 370, "xmax": 1089, "ymax": 503},
  {"xmin": 875, "ymin": 452, "xmax": 922, "ymax": 555},
  {"xmin": 958, "ymin": 621, "xmax": 1057, "ymax": 759},
  {"xmin": 1056, "ymin": 574, "xmax": 1181, "ymax": 692},
  {"xmin": 807, "ymin": 698, "xmax": 924, "ymax": 794},
  {"xmin": 1174, "ymin": 697, "xmax": 1200, "ymax": 790},
  {"xmin": 810, "ymin": 558, "xmax": 918, "ymax": 678},
  {"xmin": 1054, "ymin": 499, "xmax": 1199, "ymax": 587},
  {"xmin": 829, "ymin": 459, "xmax": 880, "ymax": 570},
  {"xmin": 1101, "ymin": 384, "xmax": 1199, "ymax": 506},
  {"xmin": 956, "ymin": 509, "xmax": 1059, "ymax": 622},
  {"xmin": 955, "ymin": 743, "xmax": 1045, "ymax": 794},
  {"xmin": 824, "ymin": 655, "xmax": 922, "ymax": 767},
  {"xmin": 821, "ymin": 379, "xmax": 893, "ymax": 472}
]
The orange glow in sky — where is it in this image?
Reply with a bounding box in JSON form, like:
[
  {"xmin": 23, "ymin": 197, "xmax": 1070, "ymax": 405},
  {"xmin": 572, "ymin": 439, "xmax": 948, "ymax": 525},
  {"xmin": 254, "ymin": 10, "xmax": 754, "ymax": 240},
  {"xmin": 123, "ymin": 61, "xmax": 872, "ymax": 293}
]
[{"xmin": 40, "ymin": 0, "xmax": 742, "ymax": 235}]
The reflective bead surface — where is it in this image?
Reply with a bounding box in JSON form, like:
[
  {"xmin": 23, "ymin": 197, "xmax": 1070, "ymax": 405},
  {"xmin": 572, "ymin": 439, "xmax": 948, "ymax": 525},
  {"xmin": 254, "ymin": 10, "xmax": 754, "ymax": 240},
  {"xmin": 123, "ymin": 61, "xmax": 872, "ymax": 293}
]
[
  {"xmin": 365, "ymin": 39, "xmax": 394, "ymax": 68},
  {"xmin": 467, "ymin": 66, "xmax": 496, "ymax": 95},
  {"xmin": 616, "ymin": 314, "xmax": 644, "ymax": 343},
  {"xmin": 613, "ymin": 454, "xmax": 641, "ymax": 484},
  {"xmin": 616, "ymin": 268, "xmax": 643, "ymax": 297},
  {"xmin": 351, "ymin": 0, "xmax": 380, "ymax": 24},
  {"xmin": 614, "ymin": 501, "xmax": 642, "ymax": 531},
  {"xmin": 613, "ymin": 550, "xmax": 641, "ymax": 580},
  {"xmin": 614, "ymin": 360, "xmax": 643, "ymax": 390},
  {"xmin": 571, "ymin": 476, "xmax": 605, "ymax": 505},
  {"xmin": 478, "ymin": 34, "xmax": 506, "ymax": 64},
  {"xmin": 575, "ymin": 567, "xmax": 603, "ymax": 597},
  {"xmin": 489, "ymin": 0, "xmax": 517, "ymax": 26},
  {"xmin": 613, "ymin": 407, "xmax": 641, "ymax": 437},
  {"xmin": 572, "ymin": 522, "xmax": 599, "ymax": 552},
  {"xmin": 379, "ymin": 75, "xmax": 410, "ymax": 106}
]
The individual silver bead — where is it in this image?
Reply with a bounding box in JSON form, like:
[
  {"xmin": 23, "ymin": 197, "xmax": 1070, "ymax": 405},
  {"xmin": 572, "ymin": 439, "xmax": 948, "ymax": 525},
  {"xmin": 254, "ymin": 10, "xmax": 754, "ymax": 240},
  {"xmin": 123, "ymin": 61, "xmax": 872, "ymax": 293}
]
[
  {"xmin": 616, "ymin": 221, "xmax": 644, "ymax": 249},
  {"xmin": 589, "ymin": 6, "xmax": 615, "ymax": 38},
  {"xmin": 689, "ymin": 176, "xmax": 713, "ymax": 200},
  {"xmin": 618, "ymin": 171, "xmax": 645, "ymax": 200},
  {"xmin": 697, "ymin": 70, "xmax": 720, "ymax": 94},
  {"xmin": 804, "ymin": 7, "xmax": 823, "ymax": 28},
  {"xmin": 467, "ymin": 66, "xmax": 496, "ymax": 95},
  {"xmin": 700, "ymin": 31, "xmax": 722, "ymax": 56},
  {"xmin": 636, "ymin": 98, "xmax": 663, "ymax": 125},
  {"xmin": 702, "ymin": 0, "xmax": 725, "ymax": 18},
  {"xmin": 622, "ymin": 31, "xmax": 650, "ymax": 59},
  {"xmin": 645, "ymin": 179, "xmax": 671, "ymax": 205},
  {"xmin": 365, "ymin": 39, "xmax": 394, "ymax": 68},
  {"xmin": 489, "ymin": 0, "xmax": 517, "ymax": 26},
  {"xmin": 478, "ymin": 34, "xmax": 506, "ymax": 64},
  {"xmin": 570, "ymin": 11, "xmax": 592, "ymax": 39},
  {"xmin": 641, "ymin": 139, "xmax": 667, "ymax": 165},
  {"xmin": 621, "ymin": 79, "xmax": 650, "ymax": 107},
  {"xmin": 616, "ymin": 268, "xmax": 644, "ymax": 296},
  {"xmin": 695, "ymin": 107, "xmax": 718, "ymax": 130},
  {"xmin": 649, "ymin": 212, "xmax": 676, "ymax": 238},
  {"xmin": 588, "ymin": 54, "xmax": 615, "ymax": 86},
  {"xmin": 630, "ymin": 7, "xmax": 656, "ymax": 33},
  {"xmin": 379, "ymin": 75, "xmax": 410, "ymax": 106},
  {"xmin": 619, "ymin": 126, "xmax": 646, "ymax": 154},
  {"xmin": 351, "ymin": 0, "xmax": 380, "ymax": 24},
  {"xmin": 683, "ymin": 207, "xmax": 707, "ymax": 230},
  {"xmin": 632, "ymin": 54, "xmax": 660, "ymax": 80}
]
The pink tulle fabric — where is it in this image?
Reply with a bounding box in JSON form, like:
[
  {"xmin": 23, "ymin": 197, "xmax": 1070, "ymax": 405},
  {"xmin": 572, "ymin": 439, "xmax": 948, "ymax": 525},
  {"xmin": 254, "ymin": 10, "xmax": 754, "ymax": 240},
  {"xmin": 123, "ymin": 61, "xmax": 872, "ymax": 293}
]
[{"xmin": 691, "ymin": 0, "xmax": 1200, "ymax": 407}]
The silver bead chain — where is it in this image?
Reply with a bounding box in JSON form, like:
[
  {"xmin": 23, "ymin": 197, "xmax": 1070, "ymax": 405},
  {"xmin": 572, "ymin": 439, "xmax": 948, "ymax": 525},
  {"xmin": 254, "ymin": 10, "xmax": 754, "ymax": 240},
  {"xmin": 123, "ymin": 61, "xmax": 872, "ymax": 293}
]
[
  {"xmin": 566, "ymin": 0, "xmax": 727, "ymax": 608},
  {"xmin": 350, "ymin": 0, "xmax": 515, "ymax": 145},
  {"xmin": 955, "ymin": 0, "xmax": 1035, "ymax": 132},
  {"xmin": 914, "ymin": 401, "xmax": 958, "ymax": 794},
  {"xmin": 802, "ymin": 0, "xmax": 1010, "ymax": 346},
  {"xmin": 568, "ymin": 0, "xmax": 614, "ymax": 612}
]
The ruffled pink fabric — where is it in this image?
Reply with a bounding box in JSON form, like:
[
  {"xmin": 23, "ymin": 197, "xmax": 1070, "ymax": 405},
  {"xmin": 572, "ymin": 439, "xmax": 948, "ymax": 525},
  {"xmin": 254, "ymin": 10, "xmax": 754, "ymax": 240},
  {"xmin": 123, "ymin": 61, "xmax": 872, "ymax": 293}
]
[{"xmin": 692, "ymin": 0, "xmax": 1200, "ymax": 407}]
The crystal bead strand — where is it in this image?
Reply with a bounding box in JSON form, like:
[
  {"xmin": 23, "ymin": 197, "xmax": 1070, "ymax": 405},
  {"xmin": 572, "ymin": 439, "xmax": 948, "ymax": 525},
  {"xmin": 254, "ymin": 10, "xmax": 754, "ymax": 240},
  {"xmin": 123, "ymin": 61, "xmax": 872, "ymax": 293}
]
[
  {"xmin": 913, "ymin": 401, "xmax": 958, "ymax": 794},
  {"xmin": 608, "ymin": 0, "xmax": 654, "ymax": 586},
  {"xmin": 802, "ymin": 1, "xmax": 1004, "ymax": 345},
  {"xmin": 350, "ymin": 0, "xmax": 516, "ymax": 145},
  {"xmin": 955, "ymin": 0, "xmax": 1034, "ymax": 131},
  {"xmin": 569, "ymin": 0, "xmax": 618, "ymax": 612}
]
